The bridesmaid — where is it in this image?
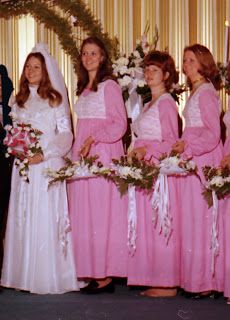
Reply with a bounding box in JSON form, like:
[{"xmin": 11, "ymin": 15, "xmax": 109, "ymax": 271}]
[
  {"xmin": 68, "ymin": 37, "xmax": 128, "ymax": 293},
  {"xmin": 127, "ymin": 50, "xmax": 181, "ymax": 297},
  {"xmin": 173, "ymin": 44, "xmax": 224, "ymax": 297},
  {"xmin": 221, "ymin": 63, "xmax": 230, "ymax": 304}
]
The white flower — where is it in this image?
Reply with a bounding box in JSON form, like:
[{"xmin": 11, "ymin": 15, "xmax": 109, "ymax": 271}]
[
  {"xmin": 116, "ymin": 57, "xmax": 129, "ymax": 66},
  {"xmin": 185, "ymin": 160, "xmax": 196, "ymax": 171},
  {"xmin": 19, "ymin": 162, "xmax": 26, "ymax": 169},
  {"xmin": 118, "ymin": 75, "xmax": 132, "ymax": 87},
  {"xmin": 23, "ymin": 158, "xmax": 29, "ymax": 164},
  {"xmin": 27, "ymin": 150, "xmax": 34, "ymax": 157},
  {"xmin": 4, "ymin": 124, "xmax": 12, "ymax": 131},
  {"xmin": 160, "ymin": 156, "xmax": 180, "ymax": 168},
  {"xmin": 210, "ymin": 176, "xmax": 225, "ymax": 187},
  {"xmin": 133, "ymin": 50, "xmax": 141, "ymax": 59},
  {"xmin": 119, "ymin": 65, "xmax": 128, "ymax": 75},
  {"xmin": 30, "ymin": 133, "xmax": 36, "ymax": 138},
  {"xmin": 137, "ymin": 79, "xmax": 146, "ymax": 87},
  {"xmin": 20, "ymin": 169, "xmax": 26, "ymax": 176},
  {"xmin": 66, "ymin": 169, "xmax": 74, "ymax": 177}
]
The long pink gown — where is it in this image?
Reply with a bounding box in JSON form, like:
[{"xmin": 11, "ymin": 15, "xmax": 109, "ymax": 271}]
[
  {"xmin": 222, "ymin": 99, "xmax": 230, "ymax": 298},
  {"xmin": 68, "ymin": 80, "xmax": 128, "ymax": 279},
  {"xmin": 180, "ymin": 83, "xmax": 224, "ymax": 293},
  {"xmin": 127, "ymin": 93, "xmax": 181, "ymax": 287}
]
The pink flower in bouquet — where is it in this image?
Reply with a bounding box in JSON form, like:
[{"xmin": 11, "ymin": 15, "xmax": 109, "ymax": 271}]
[{"xmin": 4, "ymin": 123, "xmax": 43, "ymax": 182}]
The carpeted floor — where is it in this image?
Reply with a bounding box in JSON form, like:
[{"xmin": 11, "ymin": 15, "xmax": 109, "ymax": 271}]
[{"xmin": 0, "ymin": 282, "xmax": 230, "ymax": 320}]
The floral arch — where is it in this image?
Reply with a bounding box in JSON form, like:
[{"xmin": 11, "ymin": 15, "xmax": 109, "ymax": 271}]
[{"xmin": 0, "ymin": 0, "xmax": 117, "ymax": 72}]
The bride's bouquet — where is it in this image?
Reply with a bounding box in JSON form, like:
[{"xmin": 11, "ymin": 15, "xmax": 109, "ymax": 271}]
[
  {"xmin": 4, "ymin": 122, "xmax": 43, "ymax": 182},
  {"xmin": 202, "ymin": 165, "xmax": 230, "ymax": 207}
]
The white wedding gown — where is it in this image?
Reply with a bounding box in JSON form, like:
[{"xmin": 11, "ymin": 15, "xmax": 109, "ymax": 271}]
[{"xmin": 1, "ymin": 86, "xmax": 83, "ymax": 294}]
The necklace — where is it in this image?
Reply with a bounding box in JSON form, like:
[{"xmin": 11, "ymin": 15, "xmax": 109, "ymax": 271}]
[{"xmin": 191, "ymin": 77, "xmax": 205, "ymax": 86}]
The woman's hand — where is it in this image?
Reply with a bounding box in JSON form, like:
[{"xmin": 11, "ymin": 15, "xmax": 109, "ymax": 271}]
[
  {"xmin": 128, "ymin": 146, "xmax": 147, "ymax": 161},
  {"xmin": 79, "ymin": 136, "xmax": 95, "ymax": 158},
  {"xmin": 221, "ymin": 154, "xmax": 230, "ymax": 169},
  {"xmin": 172, "ymin": 140, "xmax": 185, "ymax": 154},
  {"xmin": 27, "ymin": 153, "xmax": 44, "ymax": 165}
]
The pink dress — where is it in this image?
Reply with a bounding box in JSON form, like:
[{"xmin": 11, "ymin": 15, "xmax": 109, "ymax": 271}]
[
  {"xmin": 127, "ymin": 93, "xmax": 181, "ymax": 287},
  {"xmin": 222, "ymin": 99, "xmax": 230, "ymax": 298},
  {"xmin": 68, "ymin": 80, "xmax": 128, "ymax": 278},
  {"xmin": 180, "ymin": 83, "xmax": 224, "ymax": 293}
]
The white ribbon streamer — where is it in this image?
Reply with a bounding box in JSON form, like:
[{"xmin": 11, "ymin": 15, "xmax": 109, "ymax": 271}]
[
  {"xmin": 151, "ymin": 173, "xmax": 172, "ymax": 243},
  {"xmin": 127, "ymin": 186, "xmax": 137, "ymax": 254},
  {"xmin": 210, "ymin": 190, "xmax": 219, "ymax": 275}
]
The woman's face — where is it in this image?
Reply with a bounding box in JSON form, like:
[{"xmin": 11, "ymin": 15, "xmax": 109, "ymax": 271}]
[
  {"xmin": 183, "ymin": 50, "xmax": 202, "ymax": 80},
  {"xmin": 81, "ymin": 43, "xmax": 103, "ymax": 74},
  {"xmin": 25, "ymin": 56, "xmax": 43, "ymax": 86},
  {"xmin": 144, "ymin": 64, "xmax": 164, "ymax": 89}
]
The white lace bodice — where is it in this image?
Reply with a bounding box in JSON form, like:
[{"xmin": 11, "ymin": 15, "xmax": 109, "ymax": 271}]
[
  {"xmin": 74, "ymin": 81, "xmax": 108, "ymax": 119},
  {"xmin": 183, "ymin": 83, "xmax": 220, "ymax": 128},
  {"xmin": 132, "ymin": 93, "xmax": 173, "ymax": 141},
  {"xmin": 12, "ymin": 86, "xmax": 73, "ymax": 160}
]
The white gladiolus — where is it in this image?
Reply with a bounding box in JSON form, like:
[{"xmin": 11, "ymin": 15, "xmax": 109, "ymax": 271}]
[
  {"xmin": 118, "ymin": 75, "xmax": 132, "ymax": 87},
  {"xmin": 5, "ymin": 153, "xmax": 10, "ymax": 158},
  {"xmin": 133, "ymin": 50, "xmax": 141, "ymax": 58},
  {"xmin": 119, "ymin": 65, "xmax": 128, "ymax": 75}
]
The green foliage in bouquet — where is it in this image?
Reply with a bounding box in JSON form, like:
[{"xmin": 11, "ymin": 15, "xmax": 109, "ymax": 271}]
[
  {"xmin": 102, "ymin": 156, "xmax": 159, "ymax": 197},
  {"xmin": 202, "ymin": 165, "xmax": 230, "ymax": 208}
]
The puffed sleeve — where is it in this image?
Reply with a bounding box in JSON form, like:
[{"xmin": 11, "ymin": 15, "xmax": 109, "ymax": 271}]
[
  {"xmin": 42, "ymin": 103, "xmax": 73, "ymax": 160},
  {"xmin": 135, "ymin": 98, "xmax": 179, "ymax": 160},
  {"xmin": 182, "ymin": 89, "xmax": 221, "ymax": 158},
  {"xmin": 91, "ymin": 80, "xmax": 127, "ymax": 143}
]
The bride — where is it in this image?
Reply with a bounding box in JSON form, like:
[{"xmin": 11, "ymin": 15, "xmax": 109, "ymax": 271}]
[{"xmin": 1, "ymin": 43, "xmax": 84, "ymax": 294}]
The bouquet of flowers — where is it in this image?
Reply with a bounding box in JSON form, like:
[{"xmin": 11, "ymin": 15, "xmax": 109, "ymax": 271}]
[
  {"xmin": 158, "ymin": 151, "xmax": 197, "ymax": 176},
  {"xmin": 45, "ymin": 155, "xmax": 110, "ymax": 187},
  {"xmin": 103, "ymin": 156, "xmax": 160, "ymax": 197},
  {"xmin": 4, "ymin": 122, "xmax": 43, "ymax": 182},
  {"xmin": 202, "ymin": 165, "xmax": 230, "ymax": 207}
]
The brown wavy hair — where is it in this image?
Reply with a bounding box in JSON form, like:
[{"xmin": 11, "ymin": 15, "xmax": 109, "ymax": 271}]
[
  {"xmin": 16, "ymin": 52, "xmax": 62, "ymax": 108},
  {"xmin": 183, "ymin": 44, "xmax": 222, "ymax": 90},
  {"xmin": 76, "ymin": 37, "xmax": 115, "ymax": 96},
  {"xmin": 143, "ymin": 50, "xmax": 179, "ymax": 91}
]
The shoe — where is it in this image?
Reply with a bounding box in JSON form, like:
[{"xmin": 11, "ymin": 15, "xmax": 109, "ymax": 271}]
[
  {"xmin": 80, "ymin": 280, "xmax": 99, "ymax": 294},
  {"xmin": 81, "ymin": 280, "xmax": 115, "ymax": 294}
]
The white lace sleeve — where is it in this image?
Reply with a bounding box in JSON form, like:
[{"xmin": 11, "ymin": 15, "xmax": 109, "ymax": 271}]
[{"xmin": 43, "ymin": 103, "xmax": 73, "ymax": 160}]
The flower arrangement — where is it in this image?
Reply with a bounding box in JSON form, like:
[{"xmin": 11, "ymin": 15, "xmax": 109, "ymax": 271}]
[
  {"xmin": 4, "ymin": 122, "xmax": 43, "ymax": 182},
  {"xmin": 158, "ymin": 151, "xmax": 197, "ymax": 176},
  {"xmin": 45, "ymin": 155, "xmax": 109, "ymax": 187},
  {"xmin": 112, "ymin": 25, "xmax": 187, "ymax": 107},
  {"xmin": 202, "ymin": 165, "xmax": 230, "ymax": 207},
  {"xmin": 104, "ymin": 156, "xmax": 160, "ymax": 196}
]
